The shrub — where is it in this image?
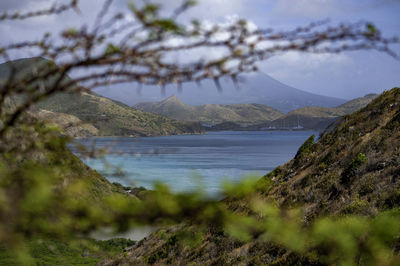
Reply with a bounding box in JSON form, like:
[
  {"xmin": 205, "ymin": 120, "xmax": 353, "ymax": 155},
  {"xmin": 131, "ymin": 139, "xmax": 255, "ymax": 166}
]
[
  {"xmin": 295, "ymin": 134, "xmax": 315, "ymax": 160},
  {"xmin": 341, "ymin": 153, "xmax": 367, "ymax": 184}
]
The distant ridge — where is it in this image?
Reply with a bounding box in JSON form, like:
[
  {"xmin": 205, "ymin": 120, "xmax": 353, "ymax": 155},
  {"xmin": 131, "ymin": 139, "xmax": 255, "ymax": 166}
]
[
  {"xmin": 134, "ymin": 95, "xmax": 283, "ymax": 124},
  {"xmin": 267, "ymin": 93, "xmax": 379, "ymax": 130},
  {"xmin": 134, "ymin": 94, "xmax": 377, "ymax": 131},
  {"xmin": 0, "ymin": 58, "xmax": 205, "ymax": 137},
  {"xmin": 35, "ymin": 91, "xmax": 205, "ymax": 137},
  {"xmin": 96, "ymin": 72, "xmax": 346, "ymax": 113}
]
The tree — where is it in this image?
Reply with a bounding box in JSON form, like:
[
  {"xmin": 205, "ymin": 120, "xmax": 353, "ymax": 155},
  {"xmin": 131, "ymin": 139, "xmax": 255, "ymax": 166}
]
[
  {"xmin": 0, "ymin": 0, "xmax": 398, "ymax": 264},
  {"xmin": 0, "ymin": 0, "xmax": 397, "ymax": 137}
]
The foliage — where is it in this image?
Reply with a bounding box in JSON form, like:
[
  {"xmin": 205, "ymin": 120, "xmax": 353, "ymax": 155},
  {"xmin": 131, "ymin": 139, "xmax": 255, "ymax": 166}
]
[
  {"xmin": 341, "ymin": 152, "xmax": 368, "ymax": 184},
  {"xmin": 0, "ymin": 0, "xmax": 399, "ymax": 265},
  {"xmin": 0, "ymin": 106, "xmax": 400, "ymax": 264},
  {"xmin": 135, "ymin": 95, "xmax": 283, "ymax": 124},
  {"xmin": 294, "ymin": 134, "xmax": 315, "ymax": 160},
  {"xmin": 0, "ymin": 237, "xmax": 135, "ymax": 265},
  {"xmin": 33, "ymin": 78, "xmax": 205, "ymax": 137},
  {"xmin": 268, "ymin": 93, "xmax": 379, "ymax": 130},
  {"xmin": 116, "ymin": 87, "xmax": 399, "ymax": 265},
  {"xmin": 0, "ymin": 0, "xmax": 397, "ymax": 139},
  {"xmin": 113, "ymin": 192, "xmax": 400, "ymax": 265}
]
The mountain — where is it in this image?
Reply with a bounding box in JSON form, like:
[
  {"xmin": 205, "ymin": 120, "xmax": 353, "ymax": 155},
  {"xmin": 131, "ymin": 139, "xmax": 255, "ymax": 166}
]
[
  {"xmin": 0, "ymin": 57, "xmax": 58, "ymax": 80},
  {"xmin": 0, "ymin": 58, "xmax": 204, "ymax": 137},
  {"xmin": 134, "ymin": 93, "xmax": 377, "ymax": 131},
  {"xmin": 32, "ymin": 109, "xmax": 100, "ymax": 138},
  {"xmin": 262, "ymin": 88, "xmax": 400, "ymax": 214},
  {"xmin": 95, "ymin": 72, "xmax": 346, "ymax": 113},
  {"xmin": 35, "ymin": 91, "xmax": 204, "ymax": 137},
  {"xmin": 336, "ymin": 93, "xmax": 379, "ymax": 113},
  {"xmin": 265, "ymin": 93, "xmax": 378, "ymax": 130},
  {"xmin": 134, "ymin": 95, "xmax": 283, "ymax": 124},
  {"xmin": 103, "ymin": 88, "xmax": 400, "ymax": 265}
]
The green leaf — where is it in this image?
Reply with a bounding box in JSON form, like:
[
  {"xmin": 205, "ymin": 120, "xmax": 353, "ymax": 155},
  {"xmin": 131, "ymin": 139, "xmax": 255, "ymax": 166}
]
[
  {"xmin": 105, "ymin": 43, "xmax": 121, "ymax": 55},
  {"xmin": 366, "ymin": 23, "xmax": 377, "ymax": 34},
  {"xmin": 151, "ymin": 19, "xmax": 180, "ymax": 32}
]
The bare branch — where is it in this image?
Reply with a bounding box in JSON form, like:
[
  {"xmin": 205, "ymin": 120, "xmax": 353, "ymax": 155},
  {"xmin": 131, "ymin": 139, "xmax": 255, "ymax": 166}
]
[
  {"xmin": 0, "ymin": 0, "xmax": 398, "ymax": 141},
  {"xmin": 0, "ymin": 0, "xmax": 79, "ymax": 21}
]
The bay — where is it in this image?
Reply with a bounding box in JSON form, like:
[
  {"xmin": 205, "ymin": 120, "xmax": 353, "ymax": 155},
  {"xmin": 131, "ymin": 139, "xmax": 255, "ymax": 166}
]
[{"xmin": 73, "ymin": 131, "xmax": 317, "ymax": 195}]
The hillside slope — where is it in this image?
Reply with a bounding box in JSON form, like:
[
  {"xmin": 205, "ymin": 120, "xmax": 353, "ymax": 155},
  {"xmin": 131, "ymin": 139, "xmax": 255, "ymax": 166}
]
[
  {"xmin": 0, "ymin": 112, "xmax": 136, "ymax": 264},
  {"xmin": 36, "ymin": 91, "xmax": 204, "ymax": 137},
  {"xmin": 262, "ymin": 89, "xmax": 399, "ymax": 218},
  {"xmin": 105, "ymin": 88, "xmax": 400, "ymax": 265},
  {"xmin": 134, "ymin": 95, "xmax": 283, "ymax": 124},
  {"xmin": 0, "ymin": 58, "xmax": 204, "ymax": 137},
  {"xmin": 259, "ymin": 93, "xmax": 378, "ymax": 130},
  {"xmin": 135, "ymin": 94, "xmax": 376, "ymax": 130},
  {"xmin": 98, "ymin": 73, "xmax": 346, "ymax": 113},
  {"xmin": 32, "ymin": 109, "xmax": 99, "ymax": 138},
  {"xmin": 203, "ymin": 94, "xmax": 378, "ymax": 131}
]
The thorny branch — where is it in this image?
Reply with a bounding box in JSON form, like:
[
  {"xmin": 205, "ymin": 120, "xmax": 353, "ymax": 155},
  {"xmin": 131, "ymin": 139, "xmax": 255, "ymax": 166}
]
[{"xmin": 0, "ymin": 0, "xmax": 398, "ymax": 140}]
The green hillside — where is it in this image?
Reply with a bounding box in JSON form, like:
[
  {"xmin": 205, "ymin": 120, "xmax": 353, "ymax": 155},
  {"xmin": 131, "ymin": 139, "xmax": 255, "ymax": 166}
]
[
  {"xmin": 263, "ymin": 93, "xmax": 379, "ymax": 130},
  {"xmin": 134, "ymin": 95, "xmax": 283, "ymax": 124},
  {"xmin": 36, "ymin": 91, "xmax": 204, "ymax": 137},
  {"xmin": 282, "ymin": 93, "xmax": 378, "ymax": 118},
  {"xmin": 32, "ymin": 109, "xmax": 100, "ymax": 138},
  {"xmin": 0, "ymin": 57, "xmax": 59, "ymax": 81},
  {"xmin": 336, "ymin": 93, "xmax": 379, "ymax": 113},
  {"xmin": 105, "ymin": 88, "xmax": 400, "ymax": 265},
  {"xmin": 0, "ymin": 115, "xmax": 140, "ymax": 264},
  {"xmin": 135, "ymin": 94, "xmax": 377, "ymax": 131},
  {"xmin": 263, "ymin": 89, "xmax": 399, "ymax": 217},
  {"xmin": 0, "ymin": 58, "xmax": 204, "ymax": 137}
]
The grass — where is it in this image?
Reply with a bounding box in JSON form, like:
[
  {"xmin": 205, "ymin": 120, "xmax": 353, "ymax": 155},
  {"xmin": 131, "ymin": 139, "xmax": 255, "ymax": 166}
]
[
  {"xmin": 36, "ymin": 91, "xmax": 204, "ymax": 137},
  {"xmin": 0, "ymin": 238, "xmax": 135, "ymax": 265}
]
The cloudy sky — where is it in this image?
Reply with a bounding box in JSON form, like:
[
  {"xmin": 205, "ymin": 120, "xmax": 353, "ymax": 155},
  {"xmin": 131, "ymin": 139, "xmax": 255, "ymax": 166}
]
[{"xmin": 0, "ymin": 0, "xmax": 399, "ymax": 99}]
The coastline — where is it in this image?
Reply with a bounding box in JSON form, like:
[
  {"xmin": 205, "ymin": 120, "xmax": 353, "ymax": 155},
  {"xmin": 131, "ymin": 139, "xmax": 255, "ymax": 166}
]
[{"xmin": 73, "ymin": 130, "xmax": 205, "ymax": 140}]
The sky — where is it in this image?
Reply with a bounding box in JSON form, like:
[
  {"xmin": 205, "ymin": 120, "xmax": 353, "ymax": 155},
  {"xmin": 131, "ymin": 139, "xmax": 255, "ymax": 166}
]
[{"xmin": 0, "ymin": 0, "xmax": 399, "ymax": 100}]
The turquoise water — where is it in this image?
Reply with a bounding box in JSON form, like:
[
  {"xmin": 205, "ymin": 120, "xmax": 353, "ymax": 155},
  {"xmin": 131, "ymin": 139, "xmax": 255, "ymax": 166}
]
[{"xmin": 73, "ymin": 131, "xmax": 317, "ymax": 195}]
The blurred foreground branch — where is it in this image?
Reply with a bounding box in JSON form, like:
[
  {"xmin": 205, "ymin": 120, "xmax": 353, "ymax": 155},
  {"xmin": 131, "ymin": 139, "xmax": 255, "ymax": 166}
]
[{"xmin": 0, "ymin": 0, "xmax": 399, "ymax": 265}]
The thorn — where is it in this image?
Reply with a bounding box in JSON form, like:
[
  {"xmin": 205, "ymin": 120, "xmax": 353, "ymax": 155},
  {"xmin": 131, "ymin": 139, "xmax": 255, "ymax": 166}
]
[
  {"xmin": 177, "ymin": 82, "xmax": 183, "ymax": 93},
  {"xmin": 213, "ymin": 77, "xmax": 222, "ymax": 93},
  {"xmin": 196, "ymin": 80, "xmax": 202, "ymax": 88},
  {"xmin": 231, "ymin": 74, "xmax": 239, "ymax": 90},
  {"xmin": 161, "ymin": 85, "xmax": 166, "ymax": 96},
  {"xmin": 136, "ymin": 83, "xmax": 142, "ymax": 96}
]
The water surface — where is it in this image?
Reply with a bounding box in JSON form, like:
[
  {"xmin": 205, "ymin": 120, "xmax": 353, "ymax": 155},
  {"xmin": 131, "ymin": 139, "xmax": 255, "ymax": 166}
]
[{"xmin": 73, "ymin": 131, "xmax": 316, "ymax": 195}]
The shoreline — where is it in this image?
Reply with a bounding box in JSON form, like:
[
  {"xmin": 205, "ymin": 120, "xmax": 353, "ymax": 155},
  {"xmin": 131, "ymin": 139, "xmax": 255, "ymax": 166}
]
[{"xmin": 74, "ymin": 131, "xmax": 205, "ymax": 140}]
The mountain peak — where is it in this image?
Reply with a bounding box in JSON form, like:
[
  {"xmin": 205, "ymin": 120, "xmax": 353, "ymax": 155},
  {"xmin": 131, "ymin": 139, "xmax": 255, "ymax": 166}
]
[{"xmin": 162, "ymin": 95, "xmax": 184, "ymax": 104}]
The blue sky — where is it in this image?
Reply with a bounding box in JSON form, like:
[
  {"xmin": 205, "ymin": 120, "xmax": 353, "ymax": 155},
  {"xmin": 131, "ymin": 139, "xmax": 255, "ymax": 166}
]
[{"xmin": 0, "ymin": 0, "xmax": 399, "ymax": 99}]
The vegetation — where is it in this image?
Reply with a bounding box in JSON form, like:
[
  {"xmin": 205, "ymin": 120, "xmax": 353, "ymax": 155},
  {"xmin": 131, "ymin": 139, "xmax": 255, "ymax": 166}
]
[
  {"xmin": 0, "ymin": 0, "xmax": 398, "ymax": 265},
  {"xmin": 135, "ymin": 95, "xmax": 283, "ymax": 125},
  {"xmin": 0, "ymin": 58, "xmax": 204, "ymax": 138},
  {"xmin": 341, "ymin": 152, "xmax": 368, "ymax": 184},
  {"xmin": 0, "ymin": 238, "xmax": 135, "ymax": 265},
  {"xmin": 265, "ymin": 93, "xmax": 379, "ymax": 130},
  {"xmin": 294, "ymin": 134, "xmax": 315, "ymax": 160},
  {"xmin": 105, "ymin": 87, "xmax": 400, "ymax": 265},
  {"xmin": 263, "ymin": 88, "xmax": 400, "ymax": 217},
  {"xmin": 37, "ymin": 89, "xmax": 204, "ymax": 137},
  {"xmin": 135, "ymin": 94, "xmax": 378, "ymax": 131},
  {"xmin": 33, "ymin": 109, "xmax": 99, "ymax": 138}
]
